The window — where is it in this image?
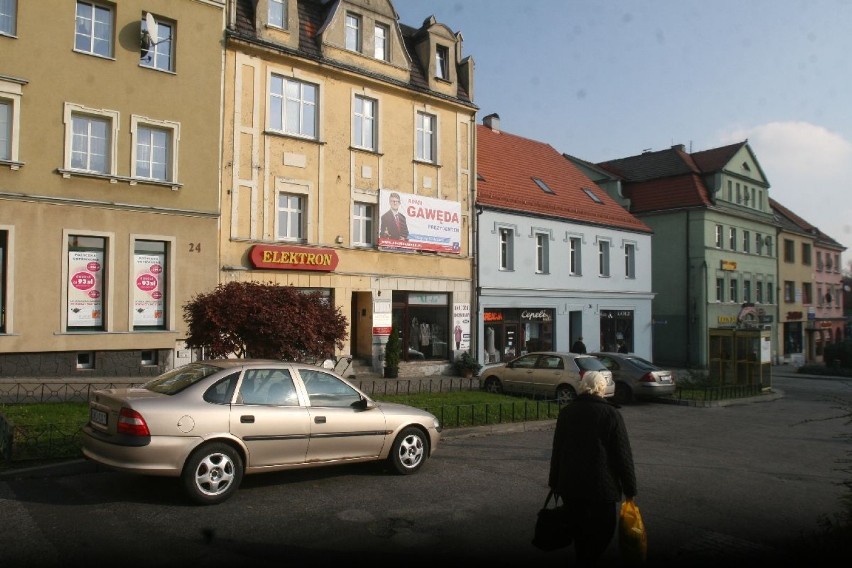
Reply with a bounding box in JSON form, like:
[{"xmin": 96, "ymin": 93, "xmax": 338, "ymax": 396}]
[
  {"xmin": 727, "ymin": 180, "xmax": 732, "ymax": 202},
  {"xmin": 743, "ymin": 279, "xmax": 751, "ymax": 303},
  {"xmin": 716, "ymin": 278, "xmax": 724, "ymax": 302},
  {"xmin": 583, "ymin": 187, "xmax": 604, "ymax": 204},
  {"xmin": 756, "ymin": 281, "xmax": 763, "ymax": 303},
  {"xmin": 783, "ymin": 239, "xmax": 795, "ymax": 263},
  {"xmin": 353, "ymin": 95, "xmax": 376, "ymax": 151},
  {"xmin": 598, "ymin": 240, "xmax": 610, "ymax": 277},
  {"xmin": 802, "ymin": 282, "xmax": 812, "ymax": 305},
  {"xmin": 68, "ymin": 108, "xmax": 115, "ymax": 174},
  {"xmin": 435, "ymin": 45, "xmax": 449, "ymax": 80},
  {"xmin": 742, "ymin": 230, "xmax": 750, "ymax": 253},
  {"xmin": 729, "ymin": 278, "xmax": 738, "ymax": 303},
  {"xmin": 67, "ymin": 234, "xmax": 107, "ymax": 331},
  {"xmin": 826, "ymin": 254, "xmax": 834, "ymax": 272},
  {"xmin": 140, "ymin": 17, "xmax": 174, "ymax": 72},
  {"xmin": 755, "ymin": 233, "xmax": 763, "ymax": 255},
  {"xmin": 0, "ymin": 228, "xmax": 7, "ymax": 333},
  {"xmin": 345, "ymin": 13, "xmax": 361, "ymax": 52},
  {"xmin": 568, "ymin": 237, "xmax": 582, "ymax": 275},
  {"xmin": 499, "ymin": 228, "xmax": 513, "ymax": 271},
  {"xmin": 0, "ymin": 0, "xmax": 16, "ymax": 35},
  {"xmin": 728, "ymin": 227, "xmax": 737, "ymax": 250},
  {"xmin": 715, "ymin": 225, "xmax": 723, "ymax": 248},
  {"xmin": 816, "ymin": 251, "xmax": 823, "ymax": 271},
  {"xmin": 533, "ymin": 177, "xmax": 555, "ymax": 194},
  {"xmin": 75, "ymin": 2, "xmax": 113, "ymax": 58},
  {"xmin": 736, "ymin": 183, "xmax": 742, "ymax": 204},
  {"xmin": 624, "ymin": 243, "xmax": 636, "ymax": 279},
  {"xmin": 352, "ymin": 202, "xmax": 374, "ymax": 246},
  {"xmin": 133, "ymin": 239, "xmax": 168, "ymax": 330},
  {"xmin": 765, "ymin": 237, "xmax": 773, "ymax": 257},
  {"xmin": 132, "ymin": 116, "xmax": 179, "ymax": 182},
  {"xmin": 0, "ymin": 78, "xmax": 22, "ymax": 164},
  {"xmin": 374, "ymin": 23, "xmax": 389, "ymax": 60},
  {"xmin": 817, "ymin": 286, "xmax": 824, "ymax": 307},
  {"xmin": 801, "ymin": 243, "xmax": 812, "ymax": 266},
  {"xmin": 833, "ymin": 254, "xmax": 840, "ymax": 273},
  {"xmin": 415, "ymin": 111, "xmax": 436, "ymax": 162},
  {"xmin": 535, "ymin": 234, "xmax": 549, "ymax": 274},
  {"xmin": 268, "ymin": 0, "xmax": 287, "ymax": 29},
  {"xmin": 277, "ymin": 193, "xmax": 304, "ymax": 241},
  {"xmin": 767, "ymin": 281, "xmax": 774, "ymax": 304},
  {"xmin": 0, "ymin": 98, "xmax": 10, "ymax": 160},
  {"xmin": 784, "ymin": 281, "xmax": 795, "ymax": 303},
  {"xmin": 270, "ymin": 75, "xmax": 318, "ymax": 139}
]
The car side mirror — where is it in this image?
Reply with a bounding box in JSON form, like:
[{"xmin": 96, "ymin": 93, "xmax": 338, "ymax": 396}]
[{"xmin": 353, "ymin": 397, "xmax": 376, "ymax": 411}]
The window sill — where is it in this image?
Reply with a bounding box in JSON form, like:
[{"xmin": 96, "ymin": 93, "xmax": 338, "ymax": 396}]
[
  {"xmin": 349, "ymin": 145, "xmax": 382, "ymax": 156},
  {"xmin": 413, "ymin": 158, "xmax": 440, "ymax": 167},
  {"xmin": 57, "ymin": 169, "xmax": 182, "ymax": 191},
  {"xmin": 0, "ymin": 159, "xmax": 24, "ymax": 170}
]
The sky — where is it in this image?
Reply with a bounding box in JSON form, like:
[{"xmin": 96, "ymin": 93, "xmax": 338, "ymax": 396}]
[{"xmin": 393, "ymin": 0, "xmax": 852, "ymax": 265}]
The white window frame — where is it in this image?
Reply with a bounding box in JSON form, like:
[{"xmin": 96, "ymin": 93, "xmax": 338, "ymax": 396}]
[
  {"xmin": 742, "ymin": 230, "xmax": 750, "ymax": 253},
  {"xmin": 498, "ymin": 227, "xmax": 514, "ymax": 271},
  {"xmin": 345, "ymin": 13, "xmax": 361, "ymax": 52},
  {"xmin": 435, "ymin": 45, "xmax": 449, "ymax": 79},
  {"xmin": 74, "ymin": 1, "xmax": 113, "ymax": 58},
  {"xmin": 415, "ymin": 111, "xmax": 436, "ymax": 163},
  {"xmin": 756, "ymin": 280, "xmax": 764, "ymax": 304},
  {"xmin": 131, "ymin": 115, "xmax": 180, "ymax": 184},
  {"xmin": 535, "ymin": 233, "xmax": 549, "ymax": 274},
  {"xmin": 352, "ymin": 202, "xmax": 374, "ymax": 247},
  {"xmin": 268, "ymin": 0, "xmax": 287, "ymax": 29},
  {"xmin": 0, "ymin": 79, "xmax": 23, "ymax": 165},
  {"xmin": 728, "ymin": 227, "xmax": 736, "ymax": 251},
  {"xmin": 598, "ymin": 239, "xmax": 610, "ymax": 277},
  {"xmin": 140, "ymin": 17, "xmax": 174, "ymax": 72},
  {"xmin": 0, "ymin": 224, "xmax": 14, "ymax": 334},
  {"xmin": 277, "ymin": 192, "xmax": 305, "ymax": 242},
  {"xmin": 715, "ymin": 224, "xmax": 723, "ymax": 248},
  {"xmin": 716, "ymin": 277, "xmax": 724, "ymax": 302},
  {"xmin": 568, "ymin": 236, "xmax": 582, "ymax": 276},
  {"xmin": 0, "ymin": 0, "xmax": 16, "ymax": 36},
  {"xmin": 743, "ymin": 278, "xmax": 752, "ymax": 303},
  {"xmin": 63, "ymin": 103, "xmax": 119, "ymax": 176},
  {"xmin": 130, "ymin": 236, "xmax": 175, "ymax": 331},
  {"xmin": 62, "ymin": 229, "xmax": 114, "ymax": 332},
  {"xmin": 374, "ymin": 23, "xmax": 389, "ymax": 61},
  {"xmin": 269, "ymin": 74, "xmax": 318, "ymax": 139},
  {"xmin": 353, "ymin": 94, "xmax": 377, "ymax": 151},
  {"xmin": 729, "ymin": 278, "xmax": 738, "ymax": 303},
  {"xmin": 624, "ymin": 242, "xmax": 636, "ymax": 279}
]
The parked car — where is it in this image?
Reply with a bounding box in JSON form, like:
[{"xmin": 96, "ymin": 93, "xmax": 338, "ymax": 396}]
[
  {"xmin": 480, "ymin": 351, "xmax": 614, "ymax": 403},
  {"xmin": 589, "ymin": 352, "xmax": 677, "ymax": 404},
  {"xmin": 82, "ymin": 359, "xmax": 441, "ymax": 505}
]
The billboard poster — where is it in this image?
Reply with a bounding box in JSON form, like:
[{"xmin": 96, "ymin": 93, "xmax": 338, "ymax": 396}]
[
  {"xmin": 68, "ymin": 250, "xmax": 104, "ymax": 327},
  {"xmin": 377, "ymin": 189, "xmax": 462, "ymax": 253},
  {"xmin": 133, "ymin": 253, "xmax": 165, "ymax": 326},
  {"xmin": 453, "ymin": 302, "xmax": 471, "ymax": 351}
]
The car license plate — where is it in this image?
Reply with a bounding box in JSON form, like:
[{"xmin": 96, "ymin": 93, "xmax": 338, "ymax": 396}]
[
  {"xmin": 659, "ymin": 375, "xmax": 672, "ymax": 383},
  {"xmin": 90, "ymin": 408, "xmax": 108, "ymax": 426}
]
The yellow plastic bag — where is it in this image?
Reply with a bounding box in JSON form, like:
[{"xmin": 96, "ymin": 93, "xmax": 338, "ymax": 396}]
[{"xmin": 619, "ymin": 498, "xmax": 647, "ymax": 565}]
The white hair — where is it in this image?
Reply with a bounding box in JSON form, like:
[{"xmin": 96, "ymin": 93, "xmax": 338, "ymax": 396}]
[{"xmin": 579, "ymin": 371, "xmax": 608, "ymax": 397}]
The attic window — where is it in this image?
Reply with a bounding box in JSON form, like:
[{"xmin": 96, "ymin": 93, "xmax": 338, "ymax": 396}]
[
  {"xmin": 477, "ymin": 173, "xmax": 485, "ymax": 181},
  {"xmin": 435, "ymin": 45, "xmax": 449, "ymax": 80},
  {"xmin": 742, "ymin": 162, "xmax": 751, "ymax": 171},
  {"xmin": 532, "ymin": 177, "xmax": 554, "ymax": 194},
  {"xmin": 583, "ymin": 187, "xmax": 604, "ymax": 204}
]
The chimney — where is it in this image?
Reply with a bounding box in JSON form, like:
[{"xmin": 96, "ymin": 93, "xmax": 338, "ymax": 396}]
[
  {"xmin": 483, "ymin": 113, "xmax": 500, "ymax": 132},
  {"xmin": 671, "ymin": 143, "xmax": 686, "ymax": 152}
]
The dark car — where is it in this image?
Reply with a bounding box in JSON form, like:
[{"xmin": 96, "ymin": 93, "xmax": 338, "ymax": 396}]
[{"xmin": 589, "ymin": 352, "xmax": 676, "ymax": 404}]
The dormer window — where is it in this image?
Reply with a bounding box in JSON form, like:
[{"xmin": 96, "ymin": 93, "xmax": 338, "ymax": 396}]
[
  {"xmin": 435, "ymin": 45, "xmax": 449, "ymax": 80},
  {"xmin": 374, "ymin": 23, "xmax": 389, "ymax": 61},
  {"xmin": 268, "ymin": 0, "xmax": 287, "ymax": 29},
  {"xmin": 345, "ymin": 13, "xmax": 361, "ymax": 52}
]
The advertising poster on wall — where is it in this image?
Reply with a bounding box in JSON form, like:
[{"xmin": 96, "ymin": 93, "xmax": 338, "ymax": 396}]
[
  {"xmin": 68, "ymin": 250, "xmax": 104, "ymax": 327},
  {"xmin": 133, "ymin": 253, "xmax": 165, "ymax": 326},
  {"xmin": 453, "ymin": 303, "xmax": 471, "ymax": 351},
  {"xmin": 377, "ymin": 189, "xmax": 462, "ymax": 253}
]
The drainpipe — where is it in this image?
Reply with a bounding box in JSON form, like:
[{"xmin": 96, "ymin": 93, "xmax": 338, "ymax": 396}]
[{"xmin": 686, "ymin": 210, "xmax": 691, "ymax": 367}]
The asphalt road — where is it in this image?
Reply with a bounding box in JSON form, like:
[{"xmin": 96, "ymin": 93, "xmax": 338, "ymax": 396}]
[{"xmin": 1, "ymin": 370, "xmax": 850, "ymax": 567}]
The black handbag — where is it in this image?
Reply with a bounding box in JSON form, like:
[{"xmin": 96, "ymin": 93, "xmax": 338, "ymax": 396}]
[{"xmin": 531, "ymin": 489, "xmax": 573, "ymax": 551}]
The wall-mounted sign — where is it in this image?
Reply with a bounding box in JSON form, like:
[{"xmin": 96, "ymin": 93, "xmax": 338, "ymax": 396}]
[
  {"xmin": 718, "ymin": 315, "xmax": 737, "ymax": 324},
  {"xmin": 521, "ymin": 309, "xmax": 553, "ymax": 322},
  {"xmin": 484, "ymin": 311, "xmax": 503, "ymax": 322},
  {"xmin": 249, "ymin": 245, "xmax": 339, "ymax": 272},
  {"xmin": 786, "ymin": 311, "xmax": 803, "ymax": 320},
  {"xmin": 720, "ymin": 260, "xmax": 737, "ymax": 271},
  {"xmin": 377, "ymin": 189, "xmax": 462, "ymax": 254}
]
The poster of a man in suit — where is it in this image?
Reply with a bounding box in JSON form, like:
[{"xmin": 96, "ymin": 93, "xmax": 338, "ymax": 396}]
[
  {"xmin": 380, "ymin": 192, "xmax": 409, "ymax": 240},
  {"xmin": 376, "ymin": 189, "xmax": 461, "ymax": 253}
]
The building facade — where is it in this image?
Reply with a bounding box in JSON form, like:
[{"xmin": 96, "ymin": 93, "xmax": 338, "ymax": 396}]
[
  {"xmin": 477, "ymin": 115, "xmax": 654, "ymax": 365},
  {"xmin": 222, "ymin": 1, "xmax": 477, "ymax": 372},
  {"xmin": 0, "ymin": 0, "xmax": 224, "ymax": 377}
]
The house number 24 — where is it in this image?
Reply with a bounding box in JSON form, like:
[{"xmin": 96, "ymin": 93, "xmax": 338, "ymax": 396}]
[{"xmin": 189, "ymin": 243, "xmax": 202, "ymax": 253}]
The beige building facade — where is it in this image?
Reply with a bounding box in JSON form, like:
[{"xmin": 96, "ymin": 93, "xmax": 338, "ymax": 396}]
[
  {"xmin": 0, "ymin": 0, "xmax": 225, "ymax": 376},
  {"xmin": 222, "ymin": 1, "xmax": 477, "ymax": 371}
]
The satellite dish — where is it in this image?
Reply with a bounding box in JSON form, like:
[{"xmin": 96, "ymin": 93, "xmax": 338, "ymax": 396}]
[
  {"xmin": 140, "ymin": 12, "xmax": 158, "ymax": 57},
  {"xmin": 145, "ymin": 12, "xmax": 158, "ymax": 44}
]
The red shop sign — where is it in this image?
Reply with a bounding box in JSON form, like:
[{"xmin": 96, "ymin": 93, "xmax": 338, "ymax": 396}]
[{"xmin": 249, "ymin": 245, "xmax": 339, "ymax": 272}]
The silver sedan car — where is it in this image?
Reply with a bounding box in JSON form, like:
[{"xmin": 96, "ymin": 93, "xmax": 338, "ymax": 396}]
[
  {"xmin": 83, "ymin": 360, "xmax": 441, "ymax": 505},
  {"xmin": 589, "ymin": 352, "xmax": 677, "ymax": 404},
  {"xmin": 480, "ymin": 351, "xmax": 614, "ymax": 403}
]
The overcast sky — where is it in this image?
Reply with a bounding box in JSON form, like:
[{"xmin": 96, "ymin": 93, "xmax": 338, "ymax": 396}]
[{"xmin": 393, "ymin": 0, "xmax": 852, "ymax": 265}]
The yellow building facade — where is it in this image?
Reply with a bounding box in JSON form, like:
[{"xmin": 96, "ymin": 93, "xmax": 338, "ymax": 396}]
[
  {"xmin": 222, "ymin": 0, "xmax": 477, "ymax": 371},
  {"xmin": 0, "ymin": 0, "xmax": 224, "ymax": 376}
]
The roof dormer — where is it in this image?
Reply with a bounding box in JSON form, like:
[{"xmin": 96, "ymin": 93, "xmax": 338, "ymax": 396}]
[
  {"xmin": 411, "ymin": 15, "xmax": 464, "ymax": 98},
  {"xmin": 252, "ymin": 0, "xmax": 299, "ymax": 49}
]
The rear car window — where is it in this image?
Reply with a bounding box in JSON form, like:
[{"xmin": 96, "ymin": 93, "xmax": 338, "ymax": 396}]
[
  {"xmin": 143, "ymin": 363, "xmax": 223, "ymax": 395},
  {"xmin": 575, "ymin": 357, "xmax": 607, "ymax": 372},
  {"xmin": 627, "ymin": 357, "xmax": 659, "ymax": 372}
]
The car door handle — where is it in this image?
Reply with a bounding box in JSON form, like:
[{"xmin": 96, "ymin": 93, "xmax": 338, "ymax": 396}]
[
  {"xmin": 240, "ymin": 415, "xmax": 255, "ymax": 423},
  {"xmin": 314, "ymin": 416, "xmax": 326, "ymax": 424}
]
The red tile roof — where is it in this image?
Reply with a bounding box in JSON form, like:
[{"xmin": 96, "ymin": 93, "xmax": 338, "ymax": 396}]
[{"xmin": 476, "ymin": 125, "xmax": 651, "ymax": 233}]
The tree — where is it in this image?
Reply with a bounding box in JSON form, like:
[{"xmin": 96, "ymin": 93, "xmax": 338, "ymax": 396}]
[{"xmin": 182, "ymin": 281, "xmax": 347, "ymax": 360}]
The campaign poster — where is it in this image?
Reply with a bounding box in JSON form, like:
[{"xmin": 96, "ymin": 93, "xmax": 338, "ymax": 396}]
[
  {"xmin": 452, "ymin": 303, "xmax": 471, "ymax": 351},
  {"xmin": 377, "ymin": 189, "xmax": 462, "ymax": 253},
  {"xmin": 133, "ymin": 253, "xmax": 165, "ymax": 326},
  {"xmin": 68, "ymin": 250, "xmax": 103, "ymax": 327}
]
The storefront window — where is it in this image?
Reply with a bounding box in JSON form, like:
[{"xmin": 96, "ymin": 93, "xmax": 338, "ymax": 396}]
[
  {"xmin": 133, "ymin": 240, "xmax": 167, "ymax": 330},
  {"xmin": 600, "ymin": 310, "xmax": 634, "ymax": 353},
  {"xmin": 67, "ymin": 235, "xmax": 106, "ymax": 331},
  {"xmin": 394, "ymin": 292, "xmax": 449, "ymax": 361},
  {"xmin": 483, "ymin": 308, "xmax": 554, "ymax": 363},
  {"xmin": 783, "ymin": 322, "xmax": 802, "ymax": 355}
]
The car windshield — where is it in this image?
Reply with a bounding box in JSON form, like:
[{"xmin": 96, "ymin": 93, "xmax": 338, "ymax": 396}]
[
  {"xmin": 143, "ymin": 363, "xmax": 223, "ymax": 395},
  {"xmin": 625, "ymin": 357, "xmax": 660, "ymax": 372},
  {"xmin": 575, "ymin": 356, "xmax": 607, "ymax": 371}
]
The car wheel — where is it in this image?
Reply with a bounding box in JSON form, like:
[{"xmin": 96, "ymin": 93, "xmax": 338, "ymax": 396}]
[
  {"xmin": 614, "ymin": 382, "xmax": 633, "ymax": 405},
  {"xmin": 556, "ymin": 385, "xmax": 577, "ymax": 404},
  {"xmin": 483, "ymin": 376, "xmax": 503, "ymax": 394},
  {"xmin": 182, "ymin": 442, "xmax": 244, "ymax": 505},
  {"xmin": 388, "ymin": 426, "xmax": 429, "ymax": 475}
]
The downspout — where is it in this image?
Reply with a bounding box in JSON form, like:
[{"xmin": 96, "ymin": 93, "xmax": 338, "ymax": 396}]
[
  {"xmin": 471, "ymin": 117, "xmax": 480, "ymax": 361},
  {"xmin": 686, "ymin": 210, "xmax": 691, "ymax": 367}
]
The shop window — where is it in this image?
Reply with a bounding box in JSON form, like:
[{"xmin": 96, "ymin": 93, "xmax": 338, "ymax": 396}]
[
  {"xmin": 66, "ymin": 234, "xmax": 107, "ymax": 332},
  {"xmin": 132, "ymin": 239, "xmax": 168, "ymax": 330},
  {"xmin": 0, "ymin": 228, "xmax": 7, "ymax": 333}
]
